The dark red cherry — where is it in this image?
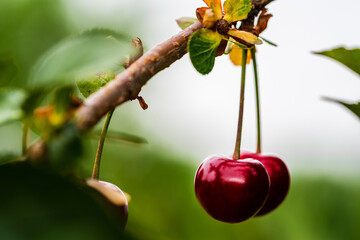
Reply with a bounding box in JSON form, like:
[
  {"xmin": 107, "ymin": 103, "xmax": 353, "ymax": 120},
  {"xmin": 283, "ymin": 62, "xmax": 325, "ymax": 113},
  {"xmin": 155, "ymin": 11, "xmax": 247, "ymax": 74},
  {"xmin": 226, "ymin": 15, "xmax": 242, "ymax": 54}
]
[
  {"xmin": 194, "ymin": 155, "xmax": 270, "ymax": 223},
  {"xmin": 240, "ymin": 152, "xmax": 290, "ymax": 216}
]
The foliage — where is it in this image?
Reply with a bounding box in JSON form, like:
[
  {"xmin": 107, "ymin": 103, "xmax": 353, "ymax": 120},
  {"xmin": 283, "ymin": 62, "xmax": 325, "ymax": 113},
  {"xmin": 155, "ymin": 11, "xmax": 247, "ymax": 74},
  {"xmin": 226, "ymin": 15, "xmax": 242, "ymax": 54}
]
[
  {"xmin": 335, "ymin": 101, "xmax": 360, "ymax": 119},
  {"xmin": 0, "ymin": 162, "xmax": 134, "ymax": 240},
  {"xmin": 0, "ymin": 152, "xmax": 20, "ymax": 166},
  {"xmin": 188, "ymin": 29, "xmax": 222, "ymax": 74},
  {"xmin": 30, "ymin": 29, "xmax": 132, "ymax": 88},
  {"xmin": 90, "ymin": 129, "xmax": 148, "ymax": 145},
  {"xmin": 0, "ymin": 88, "xmax": 26, "ymax": 126},
  {"xmin": 325, "ymin": 98, "xmax": 360, "ymax": 119},
  {"xmin": 0, "ymin": 55, "xmax": 18, "ymax": 87},
  {"xmin": 0, "ymin": 0, "xmax": 70, "ymax": 88},
  {"xmin": 176, "ymin": 17, "xmax": 198, "ymax": 30},
  {"xmin": 315, "ymin": 47, "xmax": 360, "ymax": 75},
  {"xmin": 77, "ymin": 71, "xmax": 116, "ymax": 98},
  {"xmin": 315, "ymin": 47, "xmax": 360, "ymax": 120},
  {"xmin": 186, "ymin": 0, "xmax": 261, "ymax": 74},
  {"xmin": 223, "ymin": 0, "xmax": 252, "ymax": 23}
]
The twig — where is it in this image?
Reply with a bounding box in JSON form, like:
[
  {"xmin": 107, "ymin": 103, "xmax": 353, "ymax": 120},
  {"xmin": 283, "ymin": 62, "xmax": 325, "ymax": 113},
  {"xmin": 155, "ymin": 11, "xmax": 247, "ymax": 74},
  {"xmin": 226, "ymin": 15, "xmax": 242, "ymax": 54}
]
[
  {"xmin": 252, "ymin": 0, "xmax": 275, "ymax": 10},
  {"xmin": 242, "ymin": 0, "xmax": 275, "ymax": 31},
  {"xmin": 137, "ymin": 96, "xmax": 148, "ymax": 110}
]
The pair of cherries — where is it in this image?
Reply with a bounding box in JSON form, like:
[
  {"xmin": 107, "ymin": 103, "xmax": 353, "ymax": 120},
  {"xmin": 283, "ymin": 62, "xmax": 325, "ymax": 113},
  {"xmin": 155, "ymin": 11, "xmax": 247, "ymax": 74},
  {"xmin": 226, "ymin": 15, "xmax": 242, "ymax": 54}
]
[{"xmin": 194, "ymin": 152, "xmax": 290, "ymax": 223}]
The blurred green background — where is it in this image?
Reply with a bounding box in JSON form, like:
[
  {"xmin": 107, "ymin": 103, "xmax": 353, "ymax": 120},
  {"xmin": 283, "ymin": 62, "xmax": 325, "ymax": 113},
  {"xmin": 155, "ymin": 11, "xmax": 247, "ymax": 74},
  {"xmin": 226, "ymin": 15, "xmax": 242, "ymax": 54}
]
[{"xmin": 0, "ymin": 0, "xmax": 359, "ymax": 239}]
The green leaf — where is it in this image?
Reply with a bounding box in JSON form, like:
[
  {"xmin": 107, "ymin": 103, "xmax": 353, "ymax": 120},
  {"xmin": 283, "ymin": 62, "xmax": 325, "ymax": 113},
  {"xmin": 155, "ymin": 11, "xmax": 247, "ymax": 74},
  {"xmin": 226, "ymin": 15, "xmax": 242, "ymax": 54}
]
[
  {"xmin": 0, "ymin": 162, "xmax": 135, "ymax": 239},
  {"xmin": 48, "ymin": 123, "xmax": 84, "ymax": 170},
  {"xmin": 22, "ymin": 85, "xmax": 76, "ymax": 119},
  {"xmin": 22, "ymin": 87, "xmax": 48, "ymax": 117},
  {"xmin": 76, "ymin": 71, "xmax": 115, "ymax": 98},
  {"xmin": 314, "ymin": 47, "xmax": 360, "ymax": 75},
  {"xmin": 176, "ymin": 17, "xmax": 199, "ymax": 30},
  {"xmin": 324, "ymin": 97, "xmax": 360, "ymax": 120},
  {"xmin": 188, "ymin": 29, "xmax": 222, "ymax": 75},
  {"xmin": 0, "ymin": 152, "xmax": 20, "ymax": 166},
  {"xmin": 52, "ymin": 85, "xmax": 76, "ymax": 113},
  {"xmin": 0, "ymin": 55, "xmax": 18, "ymax": 87},
  {"xmin": 0, "ymin": 87, "xmax": 27, "ymax": 126},
  {"xmin": 30, "ymin": 28, "xmax": 134, "ymax": 87},
  {"xmin": 0, "ymin": 0, "xmax": 70, "ymax": 87},
  {"xmin": 90, "ymin": 129, "xmax": 148, "ymax": 145},
  {"xmin": 340, "ymin": 102, "xmax": 360, "ymax": 119},
  {"xmin": 223, "ymin": 0, "xmax": 252, "ymax": 23},
  {"xmin": 260, "ymin": 36, "xmax": 278, "ymax": 47}
]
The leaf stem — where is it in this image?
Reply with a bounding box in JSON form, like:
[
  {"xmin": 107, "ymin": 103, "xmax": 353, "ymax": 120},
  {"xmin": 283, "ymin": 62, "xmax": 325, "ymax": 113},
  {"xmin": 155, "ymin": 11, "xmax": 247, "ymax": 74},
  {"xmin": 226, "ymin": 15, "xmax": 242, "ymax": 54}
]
[
  {"xmin": 91, "ymin": 108, "xmax": 115, "ymax": 180},
  {"xmin": 22, "ymin": 122, "xmax": 29, "ymax": 156},
  {"xmin": 251, "ymin": 48, "xmax": 262, "ymax": 153},
  {"xmin": 233, "ymin": 49, "xmax": 248, "ymax": 160}
]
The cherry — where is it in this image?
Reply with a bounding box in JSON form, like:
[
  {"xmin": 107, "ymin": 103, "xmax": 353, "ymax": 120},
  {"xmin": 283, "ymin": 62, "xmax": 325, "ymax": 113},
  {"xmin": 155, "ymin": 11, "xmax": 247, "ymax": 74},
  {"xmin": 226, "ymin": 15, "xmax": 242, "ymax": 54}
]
[
  {"xmin": 194, "ymin": 154, "xmax": 270, "ymax": 223},
  {"xmin": 240, "ymin": 152, "xmax": 290, "ymax": 216},
  {"xmin": 86, "ymin": 179, "xmax": 128, "ymax": 227}
]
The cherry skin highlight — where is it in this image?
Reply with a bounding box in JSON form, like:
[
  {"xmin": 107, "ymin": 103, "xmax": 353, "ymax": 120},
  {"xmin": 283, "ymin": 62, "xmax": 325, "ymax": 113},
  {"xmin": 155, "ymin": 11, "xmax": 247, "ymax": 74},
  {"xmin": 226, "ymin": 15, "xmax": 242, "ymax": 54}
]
[
  {"xmin": 194, "ymin": 155, "xmax": 270, "ymax": 223},
  {"xmin": 240, "ymin": 152, "xmax": 290, "ymax": 216}
]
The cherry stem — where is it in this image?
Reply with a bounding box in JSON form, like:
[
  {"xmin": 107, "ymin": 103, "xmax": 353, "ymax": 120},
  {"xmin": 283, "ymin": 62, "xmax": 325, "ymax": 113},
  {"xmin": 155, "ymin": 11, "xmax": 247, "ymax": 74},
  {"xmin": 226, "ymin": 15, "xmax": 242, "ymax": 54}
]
[
  {"xmin": 22, "ymin": 122, "xmax": 29, "ymax": 156},
  {"xmin": 233, "ymin": 49, "xmax": 248, "ymax": 160},
  {"xmin": 91, "ymin": 108, "xmax": 115, "ymax": 180},
  {"xmin": 251, "ymin": 48, "xmax": 262, "ymax": 154}
]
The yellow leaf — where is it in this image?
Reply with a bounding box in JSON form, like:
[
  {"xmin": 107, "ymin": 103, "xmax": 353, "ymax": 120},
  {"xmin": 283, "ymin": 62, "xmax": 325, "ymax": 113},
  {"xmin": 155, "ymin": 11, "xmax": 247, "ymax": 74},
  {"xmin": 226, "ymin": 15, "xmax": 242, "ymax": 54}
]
[
  {"xmin": 176, "ymin": 17, "xmax": 199, "ymax": 30},
  {"xmin": 196, "ymin": 7, "xmax": 218, "ymax": 28},
  {"xmin": 229, "ymin": 45, "xmax": 252, "ymax": 66},
  {"xmin": 34, "ymin": 105, "xmax": 66, "ymax": 127},
  {"xmin": 223, "ymin": 0, "xmax": 252, "ymax": 23},
  {"xmin": 228, "ymin": 29, "xmax": 262, "ymax": 45},
  {"xmin": 203, "ymin": 0, "xmax": 223, "ymax": 21}
]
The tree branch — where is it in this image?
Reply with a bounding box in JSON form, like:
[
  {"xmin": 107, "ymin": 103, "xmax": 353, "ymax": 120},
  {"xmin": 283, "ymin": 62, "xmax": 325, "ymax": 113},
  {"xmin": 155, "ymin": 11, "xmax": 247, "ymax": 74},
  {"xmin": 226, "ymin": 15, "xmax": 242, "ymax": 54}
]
[
  {"xmin": 76, "ymin": 21, "xmax": 203, "ymax": 131},
  {"xmin": 76, "ymin": 1, "xmax": 275, "ymax": 131}
]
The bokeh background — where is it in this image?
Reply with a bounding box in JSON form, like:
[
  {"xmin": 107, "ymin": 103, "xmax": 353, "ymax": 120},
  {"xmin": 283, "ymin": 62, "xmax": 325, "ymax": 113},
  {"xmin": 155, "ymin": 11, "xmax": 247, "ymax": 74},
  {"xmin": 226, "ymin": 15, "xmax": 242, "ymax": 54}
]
[{"xmin": 0, "ymin": 0, "xmax": 359, "ymax": 239}]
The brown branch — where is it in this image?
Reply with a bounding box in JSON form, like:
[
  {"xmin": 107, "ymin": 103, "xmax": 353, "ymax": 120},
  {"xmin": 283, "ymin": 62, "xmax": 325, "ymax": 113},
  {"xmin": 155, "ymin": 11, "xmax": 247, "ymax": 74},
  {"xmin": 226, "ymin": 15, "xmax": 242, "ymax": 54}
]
[
  {"xmin": 76, "ymin": 21, "xmax": 203, "ymax": 131},
  {"xmin": 76, "ymin": 2, "xmax": 274, "ymax": 131}
]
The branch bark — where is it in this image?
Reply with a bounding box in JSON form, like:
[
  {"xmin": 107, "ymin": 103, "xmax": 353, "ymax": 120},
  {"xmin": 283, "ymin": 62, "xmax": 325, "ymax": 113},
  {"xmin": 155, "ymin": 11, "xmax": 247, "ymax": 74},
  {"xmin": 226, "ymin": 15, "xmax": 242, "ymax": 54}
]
[{"xmin": 76, "ymin": 21, "xmax": 203, "ymax": 131}]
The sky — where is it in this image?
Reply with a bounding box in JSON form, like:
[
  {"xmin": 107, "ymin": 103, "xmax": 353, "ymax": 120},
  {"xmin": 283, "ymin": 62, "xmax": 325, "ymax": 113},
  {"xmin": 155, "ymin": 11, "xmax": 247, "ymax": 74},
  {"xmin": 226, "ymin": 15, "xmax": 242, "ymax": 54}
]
[{"xmin": 64, "ymin": 0, "xmax": 360, "ymax": 176}]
